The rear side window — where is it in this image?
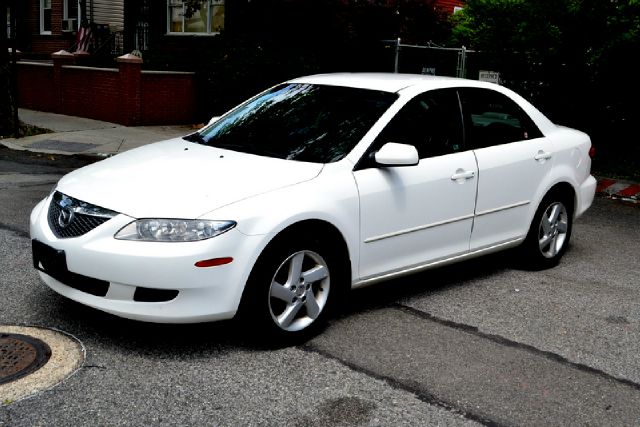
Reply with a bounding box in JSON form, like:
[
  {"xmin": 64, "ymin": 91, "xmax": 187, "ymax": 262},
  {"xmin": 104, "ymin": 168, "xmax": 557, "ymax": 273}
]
[
  {"xmin": 375, "ymin": 88, "xmax": 464, "ymax": 159},
  {"xmin": 459, "ymin": 88, "xmax": 543, "ymax": 149}
]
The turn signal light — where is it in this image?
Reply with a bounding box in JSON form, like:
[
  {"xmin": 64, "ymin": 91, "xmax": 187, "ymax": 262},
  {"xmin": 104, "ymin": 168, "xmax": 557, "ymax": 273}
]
[
  {"xmin": 195, "ymin": 257, "xmax": 233, "ymax": 268},
  {"xmin": 589, "ymin": 146, "xmax": 596, "ymax": 159}
]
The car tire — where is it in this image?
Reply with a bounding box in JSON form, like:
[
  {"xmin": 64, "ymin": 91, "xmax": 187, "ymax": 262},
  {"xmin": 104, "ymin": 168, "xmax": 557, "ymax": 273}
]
[
  {"xmin": 520, "ymin": 191, "xmax": 573, "ymax": 270},
  {"xmin": 238, "ymin": 234, "xmax": 345, "ymax": 343}
]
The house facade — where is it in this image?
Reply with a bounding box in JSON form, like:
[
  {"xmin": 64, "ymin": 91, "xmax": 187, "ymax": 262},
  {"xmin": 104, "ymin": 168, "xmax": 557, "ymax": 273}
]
[
  {"xmin": 16, "ymin": 0, "xmax": 124, "ymax": 56},
  {"xmin": 435, "ymin": 0, "xmax": 465, "ymax": 14},
  {"xmin": 13, "ymin": 0, "xmax": 464, "ymax": 125},
  {"xmin": 17, "ymin": 0, "xmax": 463, "ymax": 59},
  {"xmin": 15, "ymin": 0, "xmax": 232, "ymax": 58}
]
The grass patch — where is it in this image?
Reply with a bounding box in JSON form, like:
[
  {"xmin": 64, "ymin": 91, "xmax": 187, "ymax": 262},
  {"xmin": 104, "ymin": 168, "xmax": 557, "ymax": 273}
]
[{"xmin": 16, "ymin": 121, "xmax": 52, "ymax": 138}]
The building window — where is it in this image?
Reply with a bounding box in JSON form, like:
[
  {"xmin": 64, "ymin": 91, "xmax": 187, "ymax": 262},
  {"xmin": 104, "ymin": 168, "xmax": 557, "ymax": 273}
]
[
  {"xmin": 167, "ymin": 0, "xmax": 224, "ymax": 35},
  {"xmin": 40, "ymin": 0, "xmax": 52, "ymax": 34},
  {"xmin": 63, "ymin": 0, "xmax": 79, "ymax": 32}
]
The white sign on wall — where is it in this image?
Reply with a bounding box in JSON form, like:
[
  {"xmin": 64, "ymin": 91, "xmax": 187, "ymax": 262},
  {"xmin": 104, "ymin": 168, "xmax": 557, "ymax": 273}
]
[{"xmin": 479, "ymin": 70, "xmax": 501, "ymax": 84}]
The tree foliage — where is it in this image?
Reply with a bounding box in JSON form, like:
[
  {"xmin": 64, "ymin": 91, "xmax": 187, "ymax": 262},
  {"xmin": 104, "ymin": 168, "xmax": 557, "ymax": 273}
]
[
  {"xmin": 194, "ymin": 0, "xmax": 450, "ymax": 117},
  {"xmin": 451, "ymin": 0, "xmax": 640, "ymax": 172}
]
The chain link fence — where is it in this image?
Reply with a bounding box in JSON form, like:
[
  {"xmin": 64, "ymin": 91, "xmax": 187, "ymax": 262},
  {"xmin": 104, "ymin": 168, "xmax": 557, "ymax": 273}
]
[{"xmin": 383, "ymin": 39, "xmax": 499, "ymax": 83}]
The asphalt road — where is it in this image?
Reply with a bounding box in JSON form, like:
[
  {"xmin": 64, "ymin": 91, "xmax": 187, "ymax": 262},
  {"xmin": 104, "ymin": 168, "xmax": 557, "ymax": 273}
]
[{"xmin": 1, "ymin": 153, "xmax": 639, "ymax": 426}]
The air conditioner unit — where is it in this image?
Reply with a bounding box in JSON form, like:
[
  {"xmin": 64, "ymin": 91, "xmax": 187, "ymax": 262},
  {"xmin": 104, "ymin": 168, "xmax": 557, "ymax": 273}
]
[{"xmin": 62, "ymin": 18, "xmax": 77, "ymax": 32}]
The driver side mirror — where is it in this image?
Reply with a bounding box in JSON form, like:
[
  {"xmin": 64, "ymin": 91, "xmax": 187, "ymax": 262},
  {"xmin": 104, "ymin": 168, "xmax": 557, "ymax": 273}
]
[
  {"xmin": 374, "ymin": 142, "xmax": 419, "ymax": 167},
  {"xmin": 207, "ymin": 116, "xmax": 221, "ymax": 126}
]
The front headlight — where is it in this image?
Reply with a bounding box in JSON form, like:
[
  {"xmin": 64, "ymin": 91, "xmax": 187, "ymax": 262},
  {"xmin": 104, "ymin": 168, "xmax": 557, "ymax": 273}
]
[{"xmin": 114, "ymin": 219, "xmax": 236, "ymax": 242}]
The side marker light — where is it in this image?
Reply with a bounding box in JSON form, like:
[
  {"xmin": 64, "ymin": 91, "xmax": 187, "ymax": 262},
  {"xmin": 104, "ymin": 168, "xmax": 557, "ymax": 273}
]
[{"xmin": 195, "ymin": 257, "xmax": 233, "ymax": 268}]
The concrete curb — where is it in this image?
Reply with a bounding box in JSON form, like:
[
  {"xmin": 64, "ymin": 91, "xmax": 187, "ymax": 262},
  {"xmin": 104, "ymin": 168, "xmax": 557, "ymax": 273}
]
[
  {"xmin": 0, "ymin": 108, "xmax": 195, "ymax": 159},
  {"xmin": 596, "ymin": 178, "xmax": 640, "ymax": 203},
  {"xmin": 0, "ymin": 325, "xmax": 85, "ymax": 405}
]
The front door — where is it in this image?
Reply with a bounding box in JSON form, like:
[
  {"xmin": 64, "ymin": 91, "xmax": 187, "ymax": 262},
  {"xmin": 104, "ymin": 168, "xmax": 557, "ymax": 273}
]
[{"xmin": 354, "ymin": 89, "xmax": 478, "ymax": 280}]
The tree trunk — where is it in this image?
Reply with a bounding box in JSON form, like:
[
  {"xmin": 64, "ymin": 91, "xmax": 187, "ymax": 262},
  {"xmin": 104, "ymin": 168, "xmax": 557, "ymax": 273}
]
[{"xmin": 0, "ymin": 3, "xmax": 18, "ymax": 137}]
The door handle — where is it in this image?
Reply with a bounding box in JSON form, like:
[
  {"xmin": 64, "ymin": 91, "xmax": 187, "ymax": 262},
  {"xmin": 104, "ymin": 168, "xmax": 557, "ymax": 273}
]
[
  {"xmin": 451, "ymin": 169, "xmax": 476, "ymax": 182},
  {"xmin": 534, "ymin": 150, "xmax": 552, "ymax": 162}
]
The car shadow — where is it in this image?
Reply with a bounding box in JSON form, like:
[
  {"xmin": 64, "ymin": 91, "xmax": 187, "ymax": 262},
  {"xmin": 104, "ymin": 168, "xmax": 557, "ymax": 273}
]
[
  {"xmin": 338, "ymin": 250, "xmax": 512, "ymax": 318},
  {"xmin": 36, "ymin": 249, "xmax": 517, "ymax": 356}
]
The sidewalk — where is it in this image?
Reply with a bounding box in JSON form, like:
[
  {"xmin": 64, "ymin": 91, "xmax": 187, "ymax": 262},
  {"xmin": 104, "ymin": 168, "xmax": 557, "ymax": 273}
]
[
  {"xmin": 0, "ymin": 109, "xmax": 195, "ymax": 157},
  {"xmin": 1, "ymin": 109, "xmax": 638, "ymax": 202}
]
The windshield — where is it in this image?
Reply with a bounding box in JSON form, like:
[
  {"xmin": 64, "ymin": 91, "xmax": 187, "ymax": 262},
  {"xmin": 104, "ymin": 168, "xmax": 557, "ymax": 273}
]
[{"xmin": 187, "ymin": 83, "xmax": 398, "ymax": 163}]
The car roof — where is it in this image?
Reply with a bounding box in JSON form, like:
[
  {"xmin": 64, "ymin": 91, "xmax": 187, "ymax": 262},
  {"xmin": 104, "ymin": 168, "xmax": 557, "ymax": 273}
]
[
  {"xmin": 289, "ymin": 72, "xmax": 480, "ymax": 93},
  {"xmin": 289, "ymin": 72, "xmax": 557, "ymax": 137}
]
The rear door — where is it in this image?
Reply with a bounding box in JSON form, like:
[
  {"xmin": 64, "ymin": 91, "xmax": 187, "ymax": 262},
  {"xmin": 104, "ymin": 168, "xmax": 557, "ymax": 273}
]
[{"xmin": 459, "ymin": 87, "xmax": 553, "ymax": 250}]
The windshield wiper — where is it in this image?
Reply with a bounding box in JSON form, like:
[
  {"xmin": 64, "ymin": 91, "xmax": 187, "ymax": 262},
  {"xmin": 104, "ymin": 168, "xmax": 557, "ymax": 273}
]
[{"xmin": 183, "ymin": 132, "xmax": 206, "ymax": 144}]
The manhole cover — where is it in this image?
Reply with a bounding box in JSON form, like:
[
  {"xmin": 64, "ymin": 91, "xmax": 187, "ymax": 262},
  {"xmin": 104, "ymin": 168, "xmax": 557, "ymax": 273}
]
[{"xmin": 0, "ymin": 333, "xmax": 51, "ymax": 385}]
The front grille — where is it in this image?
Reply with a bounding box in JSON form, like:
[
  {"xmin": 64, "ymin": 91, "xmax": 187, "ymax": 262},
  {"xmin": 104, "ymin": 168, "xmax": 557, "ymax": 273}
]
[
  {"xmin": 47, "ymin": 192, "xmax": 118, "ymax": 239},
  {"xmin": 48, "ymin": 202, "xmax": 109, "ymax": 238}
]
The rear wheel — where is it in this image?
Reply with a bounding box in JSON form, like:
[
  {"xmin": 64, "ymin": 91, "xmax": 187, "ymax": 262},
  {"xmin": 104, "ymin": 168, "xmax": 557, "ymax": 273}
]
[
  {"xmin": 520, "ymin": 192, "xmax": 573, "ymax": 269},
  {"xmin": 538, "ymin": 202, "xmax": 570, "ymax": 259}
]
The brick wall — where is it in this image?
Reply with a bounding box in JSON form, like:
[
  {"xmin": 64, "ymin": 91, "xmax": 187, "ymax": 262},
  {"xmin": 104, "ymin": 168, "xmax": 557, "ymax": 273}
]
[
  {"xmin": 16, "ymin": 57, "xmax": 196, "ymax": 125},
  {"xmin": 51, "ymin": 0, "xmax": 63, "ymax": 34},
  {"xmin": 141, "ymin": 72, "xmax": 196, "ymax": 125},
  {"xmin": 30, "ymin": 37, "xmax": 74, "ymax": 54},
  {"xmin": 61, "ymin": 67, "xmax": 122, "ymax": 123},
  {"xmin": 16, "ymin": 63, "xmax": 57, "ymax": 112},
  {"xmin": 435, "ymin": 0, "xmax": 465, "ymax": 13}
]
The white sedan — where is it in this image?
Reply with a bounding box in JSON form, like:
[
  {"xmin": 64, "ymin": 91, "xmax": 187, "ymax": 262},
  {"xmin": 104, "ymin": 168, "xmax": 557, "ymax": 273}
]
[{"xmin": 30, "ymin": 73, "xmax": 596, "ymax": 340}]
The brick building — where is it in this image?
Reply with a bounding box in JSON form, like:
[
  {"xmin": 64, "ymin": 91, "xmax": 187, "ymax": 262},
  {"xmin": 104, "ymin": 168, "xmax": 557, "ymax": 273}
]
[
  {"xmin": 434, "ymin": 0, "xmax": 465, "ymax": 14},
  {"xmin": 13, "ymin": 0, "xmax": 230, "ymax": 58},
  {"xmin": 12, "ymin": 0, "xmax": 464, "ymax": 125},
  {"xmin": 16, "ymin": 0, "xmax": 463, "ymax": 59},
  {"xmin": 13, "ymin": 0, "xmax": 124, "ymax": 57}
]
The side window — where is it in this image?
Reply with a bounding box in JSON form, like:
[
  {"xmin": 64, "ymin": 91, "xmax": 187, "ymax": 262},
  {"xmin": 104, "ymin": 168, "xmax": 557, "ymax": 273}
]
[
  {"xmin": 460, "ymin": 88, "xmax": 543, "ymax": 149},
  {"xmin": 375, "ymin": 89, "xmax": 464, "ymax": 159}
]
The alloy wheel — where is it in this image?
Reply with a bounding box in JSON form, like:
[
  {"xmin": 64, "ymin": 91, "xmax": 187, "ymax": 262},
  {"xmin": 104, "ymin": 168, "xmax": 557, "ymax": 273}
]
[
  {"xmin": 538, "ymin": 202, "xmax": 569, "ymax": 259},
  {"xmin": 268, "ymin": 250, "xmax": 330, "ymax": 332}
]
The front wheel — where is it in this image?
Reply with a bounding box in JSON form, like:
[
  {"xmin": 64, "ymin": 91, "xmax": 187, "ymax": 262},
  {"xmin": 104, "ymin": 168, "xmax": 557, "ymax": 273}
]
[
  {"xmin": 239, "ymin": 237, "xmax": 345, "ymax": 343},
  {"xmin": 520, "ymin": 193, "xmax": 573, "ymax": 269},
  {"xmin": 267, "ymin": 250, "xmax": 331, "ymax": 333}
]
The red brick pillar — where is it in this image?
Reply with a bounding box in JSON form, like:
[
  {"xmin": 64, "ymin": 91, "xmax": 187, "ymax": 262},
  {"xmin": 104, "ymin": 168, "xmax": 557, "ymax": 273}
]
[
  {"xmin": 117, "ymin": 54, "xmax": 143, "ymax": 126},
  {"xmin": 51, "ymin": 50, "xmax": 75, "ymax": 114}
]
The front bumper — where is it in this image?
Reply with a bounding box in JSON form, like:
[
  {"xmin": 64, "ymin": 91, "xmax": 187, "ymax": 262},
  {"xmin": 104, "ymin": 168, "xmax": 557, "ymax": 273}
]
[{"xmin": 29, "ymin": 196, "xmax": 263, "ymax": 323}]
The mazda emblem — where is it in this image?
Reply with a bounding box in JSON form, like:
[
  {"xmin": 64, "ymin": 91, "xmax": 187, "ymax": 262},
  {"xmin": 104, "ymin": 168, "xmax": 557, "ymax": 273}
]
[{"xmin": 58, "ymin": 206, "xmax": 75, "ymax": 228}]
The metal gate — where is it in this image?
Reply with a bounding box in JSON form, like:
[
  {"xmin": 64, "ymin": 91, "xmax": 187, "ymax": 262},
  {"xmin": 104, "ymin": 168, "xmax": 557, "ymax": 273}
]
[{"xmin": 387, "ymin": 38, "xmax": 477, "ymax": 79}]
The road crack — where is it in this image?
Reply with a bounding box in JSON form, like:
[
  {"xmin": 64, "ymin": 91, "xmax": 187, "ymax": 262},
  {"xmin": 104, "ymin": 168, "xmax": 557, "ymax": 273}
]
[
  {"xmin": 0, "ymin": 222, "xmax": 29, "ymax": 239},
  {"xmin": 394, "ymin": 303, "xmax": 640, "ymax": 392},
  {"xmin": 300, "ymin": 343, "xmax": 504, "ymax": 427}
]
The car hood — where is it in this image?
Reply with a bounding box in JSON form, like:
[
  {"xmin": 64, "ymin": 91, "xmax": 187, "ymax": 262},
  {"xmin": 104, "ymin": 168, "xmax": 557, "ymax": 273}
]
[{"xmin": 56, "ymin": 138, "xmax": 324, "ymax": 218}]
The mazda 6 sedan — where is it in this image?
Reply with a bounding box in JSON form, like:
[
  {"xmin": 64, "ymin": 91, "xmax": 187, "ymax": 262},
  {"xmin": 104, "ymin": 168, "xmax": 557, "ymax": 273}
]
[{"xmin": 30, "ymin": 73, "xmax": 596, "ymax": 340}]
